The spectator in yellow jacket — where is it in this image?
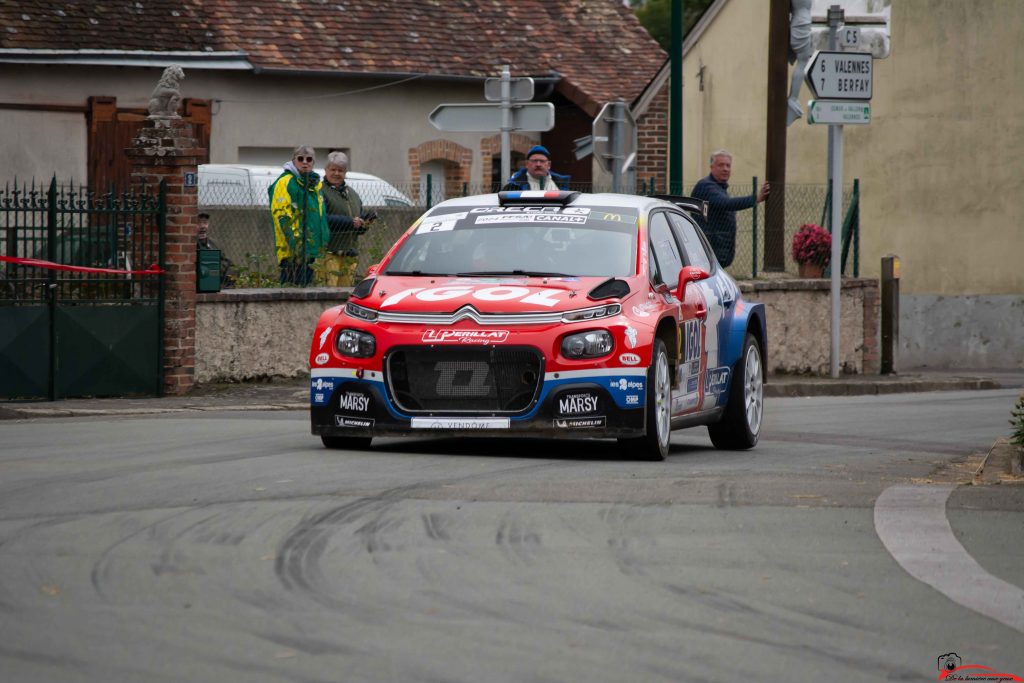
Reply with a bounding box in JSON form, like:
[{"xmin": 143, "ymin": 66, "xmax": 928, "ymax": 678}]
[{"xmin": 269, "ymin": 145, "xmax": 329, "ymax": 285}]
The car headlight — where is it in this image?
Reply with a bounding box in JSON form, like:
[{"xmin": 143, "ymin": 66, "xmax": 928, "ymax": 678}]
[
  {"xmin": 345, "ymin": 302, "xmax": 379, "ymax": 321},
  {"xmin": 336, "ymin": 328, "xmax": 376, "ymax": 358},
  {"xmin": 561, "ymin": 304, "xmax": 621, "ymax": 323},
  {"xmin": 561, "ymin": 330, "xmax": 613, "ymax": 359}
]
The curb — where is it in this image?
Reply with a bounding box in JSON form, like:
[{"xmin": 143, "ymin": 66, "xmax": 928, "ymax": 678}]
[
  {"xmin": 0, "ymin": 402, "xmax": 306, "ymax": 420},
  {"xmin": 975, "ymin": 437, "xmax": 1024, "ymax": 484},
  {"xmin": 764, "ymin": 377, "xmax": 1000, "ymax": 398}
]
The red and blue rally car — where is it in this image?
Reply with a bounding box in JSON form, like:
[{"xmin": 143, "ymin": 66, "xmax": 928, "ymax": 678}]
[{"xmin": 309, "ymin": 191, "xmax": 766, "ymax": 460}]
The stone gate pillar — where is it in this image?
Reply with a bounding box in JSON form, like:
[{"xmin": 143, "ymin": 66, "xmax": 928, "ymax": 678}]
[{"xmin": 127, "ymin": 118, "xmax": 205, "ymax": 395}]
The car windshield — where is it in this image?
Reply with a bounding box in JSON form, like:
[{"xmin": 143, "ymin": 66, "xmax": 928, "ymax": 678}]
[{"xmin": 385, "ymin": 205, "xmax": 638, "ymax": 277}]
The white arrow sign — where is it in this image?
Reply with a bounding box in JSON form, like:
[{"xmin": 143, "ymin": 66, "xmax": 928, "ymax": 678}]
[
  {"xmin": 804, "ymin": 50, "xmax": 873, "ymax": 100},
  {"xmin": 428, "ymin": 103, "xmax": 555, "ymax": 132}
]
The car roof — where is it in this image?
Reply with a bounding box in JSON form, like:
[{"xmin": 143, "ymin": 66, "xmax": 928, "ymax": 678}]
[{"xmin": 427, "ymin": 192, "xmax": 674, "ymax": 213}]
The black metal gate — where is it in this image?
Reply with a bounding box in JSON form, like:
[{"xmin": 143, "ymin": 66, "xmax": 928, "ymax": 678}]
[{"xmin": 1, "ymin": 177, "xmax": 166, "ymax": 400}]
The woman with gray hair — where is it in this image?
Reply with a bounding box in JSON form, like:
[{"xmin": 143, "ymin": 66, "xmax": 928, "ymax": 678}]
[{"xmin": 321, "ymin": 150, "xmax": 374, "ymax": 287}]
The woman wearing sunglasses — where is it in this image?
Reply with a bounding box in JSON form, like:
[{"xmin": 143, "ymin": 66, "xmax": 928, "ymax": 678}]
[{"xmin": 269, "ymin": 145, "xmax": 330, "ymax": 285}]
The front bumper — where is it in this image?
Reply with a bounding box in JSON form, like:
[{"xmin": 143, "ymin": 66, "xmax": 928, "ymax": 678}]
[{"xmin": 310, "ymin": 368, "xmax": 647, "ymax": 439}]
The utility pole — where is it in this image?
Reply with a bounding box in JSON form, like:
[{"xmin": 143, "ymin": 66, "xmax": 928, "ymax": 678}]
[
  {"xmin": 669, "ymin": 0, "xmax": 683, "ymax": 194},
  {"xmin": 764, "ymin": 0, "xmax": 790, "ymax": 270}
]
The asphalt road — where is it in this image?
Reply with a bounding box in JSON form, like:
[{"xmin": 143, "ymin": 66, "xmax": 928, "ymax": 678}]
[{"xmin": 1, "ymin": 389, "xmax": 1022, "ymax": 683}]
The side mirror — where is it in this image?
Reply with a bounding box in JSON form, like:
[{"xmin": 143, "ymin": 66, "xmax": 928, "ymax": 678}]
[
  {"xmin": 674, "ymin": 265, "xmax": 710, "ymax": 301},
  {"xmin": 365, "ymin": 263, "xmax": 381, "ymax": 277}
]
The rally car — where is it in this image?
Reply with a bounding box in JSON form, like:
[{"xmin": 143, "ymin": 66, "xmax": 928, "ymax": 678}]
[{"xmin": 309, "ymin": 190, "xmax": 766, "ymax": 460}]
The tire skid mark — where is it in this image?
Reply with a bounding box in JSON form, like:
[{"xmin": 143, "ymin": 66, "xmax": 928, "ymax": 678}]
[
  {"xmin": 274, "ymin": 462, "xmax": 561, "ymax": 608},
  {"xmin": 599, "ymin": 504, "xmax": 655, "ymax": 576},
  {"xmin": 658, "ymin": 612, "xmax": 921, "ymax": 678},
  {"xmin": 421, "ymin": 512, "xmax": 451, "ymax": 541},
  {"xmin": 90, "ymin": 507, "xmax": 212, "ymax": 602},
  {"xmin": 494, "ymin": 513, "xmax": 543, "ymax": 565}
]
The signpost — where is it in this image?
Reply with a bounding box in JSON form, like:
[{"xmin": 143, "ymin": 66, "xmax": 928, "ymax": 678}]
[
  {"xmin": 808, "ymin": 100, "xmax": 871, "ymax": 125},
  {"xmin": 484, "ymin": 77, "xmax": 534, "ymax": 103},
  {"xmin": 592, "ymin": 101, "xmax": 636, "ymax": 192},
  {"xmin": 429, "ymin": 66, "xmax": 549, "ymax": 183},
  {"xmin": 428, "ymin": 102, "xmax": 554, "ymax": 132},
  {"xmin": 805, "ymin": 51, "xmax": 873, "ymax": 100},
  {"xmin": 804, "ymin": 6, "xmax": 874, "ymax": 378}
]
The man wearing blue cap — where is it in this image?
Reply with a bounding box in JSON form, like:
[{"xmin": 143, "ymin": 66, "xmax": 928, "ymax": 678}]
[{"xmin": 503, "ymin": 145, "xmax": 571, "ymax": 191}]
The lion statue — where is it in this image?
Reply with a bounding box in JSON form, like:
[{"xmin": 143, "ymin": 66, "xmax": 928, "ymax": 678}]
[{"xmin": 147, "ymin": 65, "xmax": 185, "ymax": 119}]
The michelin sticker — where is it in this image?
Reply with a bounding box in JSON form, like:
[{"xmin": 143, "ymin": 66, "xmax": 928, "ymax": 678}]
[{"xmin": 335, "ymin": 416, "xmax": 374, "ymax": 428}]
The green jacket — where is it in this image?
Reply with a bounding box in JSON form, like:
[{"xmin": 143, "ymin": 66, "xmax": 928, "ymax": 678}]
[
  {"xmin": 269, "ymin": 168, "xmax": 329, "ymax": 262},
  {"xmin": 321, "ymin": 181, "xmax": 366, "ymax": 256}
]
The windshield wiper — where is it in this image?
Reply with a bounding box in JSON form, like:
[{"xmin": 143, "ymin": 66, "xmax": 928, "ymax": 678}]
[
  {"xmin": 383, "ymin": 270, "xmax": 452, "ymax": 277},
  {"xmin": 455, "ymin": 270, "xmax": 572, "ymax": 278}
]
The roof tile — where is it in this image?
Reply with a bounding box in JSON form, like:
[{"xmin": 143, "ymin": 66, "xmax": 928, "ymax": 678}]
[{"xmin": 1, "ymin": 0, "xmax": 665, "ymax": 110}]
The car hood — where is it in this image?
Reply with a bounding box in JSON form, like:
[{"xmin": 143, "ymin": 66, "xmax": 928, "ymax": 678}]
[{"xmin": 365, "ymin": 275, "xmax": 629, "ymax": 315}]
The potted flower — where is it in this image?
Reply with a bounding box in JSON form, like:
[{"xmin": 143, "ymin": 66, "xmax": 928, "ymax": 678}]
[{"xmin": 791, "ymin": 223, "xmax": 832, "ymax": 278}]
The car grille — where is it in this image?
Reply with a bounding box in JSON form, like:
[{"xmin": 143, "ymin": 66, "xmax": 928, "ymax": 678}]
[{"xmin": 386, "ymin": 346, "xmax": 543, "ymax": 414}]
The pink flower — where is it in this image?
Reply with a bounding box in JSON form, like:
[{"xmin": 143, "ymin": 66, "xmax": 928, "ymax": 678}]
[{"xmin": 791, "ymin": 223, "xmax": 832, "ymax": 266}]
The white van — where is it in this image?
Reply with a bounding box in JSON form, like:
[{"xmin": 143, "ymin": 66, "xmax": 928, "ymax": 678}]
[{"xmin": 198, "ymin": 164, "xmax": 414, "ymax": 208}]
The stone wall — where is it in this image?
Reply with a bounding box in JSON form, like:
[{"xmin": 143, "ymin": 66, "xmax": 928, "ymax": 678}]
[
  {"xmin": 742, "ymin": 278, "xmax": 879, "ymax": 376},
  {"xmin": 195, "ymin": 279, "xmax": 880, "ymax": 384}
]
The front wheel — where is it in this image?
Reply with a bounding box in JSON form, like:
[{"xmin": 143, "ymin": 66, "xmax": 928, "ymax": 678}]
[
  {"xmin": 321, "ymin": 434, "xmax": 372, "ymax": 450},
  {"xmin": 708, "ymin": 333, "xmax": 763, "ymax": 450},
  {"xmin": 618, "ymin": 338, "xmax": 671, "ymax": 461}
]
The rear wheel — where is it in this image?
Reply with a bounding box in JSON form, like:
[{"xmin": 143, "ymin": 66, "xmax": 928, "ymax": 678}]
[
  {"xmin": 618, "ymin": 338, "xmax": 671, "ymax": 461},
  {"xmin": 708, "ymin": 333, "xmax": 763, "ymax": 450},
  {"xmin": 321, "ymin": 434, "xmax": 373, "ymax": 450}
]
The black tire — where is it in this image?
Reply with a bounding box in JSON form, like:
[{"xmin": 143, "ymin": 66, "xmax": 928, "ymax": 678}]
[
  {"xmin": 708, "ymin": 333, "xmax": 763, "ymax": 450},
  {"xmin": 321, "ymin": 434, "xmax": 373, "ymax": 450},
  {"xmin": 618, "ymin": 338, "xmax": 671, "ymax": 461}
]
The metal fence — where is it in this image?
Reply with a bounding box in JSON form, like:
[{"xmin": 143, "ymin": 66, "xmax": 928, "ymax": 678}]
[
  {"xmin": 1, "ymin": 177, "xmax": 166, "ymax": 399},
  {"xmin": 1, "ymin": 177, "xmax": 164, "ymax": 303},
  {"xmin": 200, "ymin": 177, "xmax": 860, "ymax": 286}
]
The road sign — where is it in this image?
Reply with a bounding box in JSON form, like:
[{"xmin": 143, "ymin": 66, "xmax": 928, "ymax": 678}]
[
  {"xmin": 484, "ymin": 77, "xmax": 534, "ymax": 102},
  {"xmin": 838, "ymin": 26, "xmax": 862, "ymax": 49},
  {"xmin": 428, "ymin": 102, "xmax": 555, "ymax": 132},
  {"xmin": 808, "ymin": 100, "xmax": 871, "ymax": 125},
  {"xmin": 591, "ymin": 101, "xmax": 635, "ymax": 173},
  {"xmin": 804, "ymin": 50, "xmax": 872, "ymax": 100}
]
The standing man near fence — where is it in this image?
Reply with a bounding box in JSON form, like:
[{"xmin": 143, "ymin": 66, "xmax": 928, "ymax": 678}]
[
  {"xmin": 269, "ymin": 145, "xmax": 329, "ymax": 285},
  {"xmin": 690, "ymin": 150, "xmax": 770, "ymax": 268},
  {"xmin": 321, "ymin": 151, "xmax": 374, "ymax": 287},
  {"xmin": 502, "ymin": 145, "xmax": 571, "ymax": 191}
]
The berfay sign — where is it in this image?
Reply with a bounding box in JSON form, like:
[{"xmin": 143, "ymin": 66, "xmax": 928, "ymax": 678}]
[
  {"xmin": 808, "ymin": 100, "xmax": 871, "ymax": 125},
  {"xmin": 804, "ymin": 50, "xmax": 873, "ymax": 100}
]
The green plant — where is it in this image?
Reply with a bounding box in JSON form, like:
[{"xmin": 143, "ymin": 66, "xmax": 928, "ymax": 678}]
[
  {"xmin": 791, "ymin": 223, "xmax": 832, "ymax": 266},
  {"xmin": 231, "ymin": 253, "xmax": 281, "ymax": 288},
  {"xmin": 1010, "ymin": 391, "xmax": 1024, "ymax": 447}
]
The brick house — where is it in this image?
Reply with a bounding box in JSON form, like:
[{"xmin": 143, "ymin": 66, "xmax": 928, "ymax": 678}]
[{"xmin": 0, "ymin": 0, "xmax": 670, "ymax": 196}]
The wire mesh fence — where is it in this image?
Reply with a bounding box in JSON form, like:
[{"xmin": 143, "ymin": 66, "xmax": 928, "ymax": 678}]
[{"xmin": 145, "ymin": 176, "xmax": 858, "ymax": 287}]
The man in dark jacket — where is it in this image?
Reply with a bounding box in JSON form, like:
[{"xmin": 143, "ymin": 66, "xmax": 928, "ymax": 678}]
[
  {"xmin": 502, "ymin": 145, "xmax": 570, "ymax": 191},
  {"xmin": 690, "ymin": 149, "xmax": 770, "ymax": 268}
]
